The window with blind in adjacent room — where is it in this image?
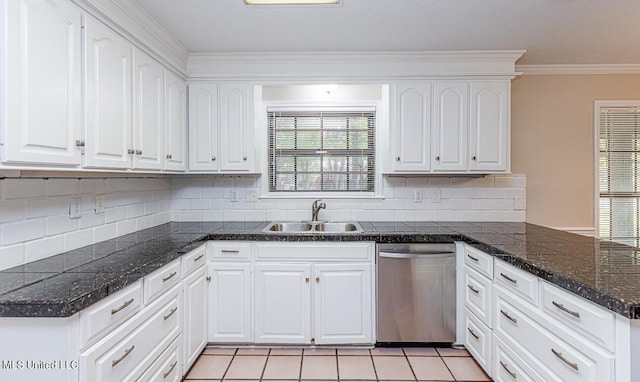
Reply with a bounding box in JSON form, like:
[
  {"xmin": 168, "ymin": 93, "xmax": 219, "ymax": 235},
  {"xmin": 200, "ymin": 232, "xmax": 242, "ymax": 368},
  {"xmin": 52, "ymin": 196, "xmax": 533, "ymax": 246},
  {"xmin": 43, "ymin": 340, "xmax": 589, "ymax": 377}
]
[
  {"xmin": 267, "ymin": 108, "xmax": 376, "ymax": 193},
  {"xmin": 597, "ymin": 102, "xmax": 640, "ymax": 247}
]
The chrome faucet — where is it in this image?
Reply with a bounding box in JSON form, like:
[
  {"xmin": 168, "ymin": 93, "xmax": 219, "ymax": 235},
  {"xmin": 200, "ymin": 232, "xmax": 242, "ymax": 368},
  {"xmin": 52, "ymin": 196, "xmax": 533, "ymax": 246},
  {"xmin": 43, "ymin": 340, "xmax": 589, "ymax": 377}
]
[{"xmin": 311, "ymin": 199, "xmax": 326, "ymax": 222}]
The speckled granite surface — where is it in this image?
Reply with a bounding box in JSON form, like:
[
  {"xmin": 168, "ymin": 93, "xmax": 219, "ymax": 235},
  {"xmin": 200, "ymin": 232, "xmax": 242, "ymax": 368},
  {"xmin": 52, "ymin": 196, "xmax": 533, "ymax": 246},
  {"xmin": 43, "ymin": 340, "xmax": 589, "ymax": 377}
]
[{"xmin": 1, "ymin": 221, "xmax": 639, "ymax": 319}]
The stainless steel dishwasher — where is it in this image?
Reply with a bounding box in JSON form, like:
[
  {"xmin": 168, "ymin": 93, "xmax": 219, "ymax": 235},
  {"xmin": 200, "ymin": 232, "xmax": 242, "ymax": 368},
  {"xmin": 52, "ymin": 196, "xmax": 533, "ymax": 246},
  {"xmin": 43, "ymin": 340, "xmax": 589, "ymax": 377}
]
[{"xmin": 377, "ymin": 243, "xmax": 456, "ymax": 345}]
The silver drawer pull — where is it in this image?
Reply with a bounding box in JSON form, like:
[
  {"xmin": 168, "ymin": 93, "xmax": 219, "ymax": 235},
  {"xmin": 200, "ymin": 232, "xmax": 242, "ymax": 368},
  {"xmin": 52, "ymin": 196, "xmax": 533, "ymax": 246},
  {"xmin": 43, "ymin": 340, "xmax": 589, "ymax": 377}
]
[
  {"xmin": 467, "ymin": 284, "xmax": 480, "ymax": 294},
  {"xmin": 467, "ymin": 254, "xmax": 479, "ymax": 262},
  {"xmin": 163, "ymin": 307, "xmax": 178, "ymax": 321},
  {"xmin": 163, "ymin": 361, "xmax": 178, "ymax": 379},
  {"xmin": 552, "ymin": 301, "xmax": 581, "ymax": 319},
  {"xmin": 111, "ymin": 345, "xmax": 135, "ymax": 368},
  {"xmin": 551, "ymin": 348, "xmax": 579, "ymax": 371},
  {"xmin": 111, "ymin": 298, "xmax": 134, "ymax": 315},
  {"xmin": 162, "ymin": 271, "xmax": 177, "ymax": 283},
  {"xmin": 194, "ymin": 254, "xmax": 205, "ymax": 262},
  {"xmin": 467, "ymin": 327, "xmax": 480, "ymax": 340},
  {"xmin": 500, "ymin": 272, "xmax": 518, "ymax": 284},
  {"xmin": 500, "ymin": 360, "xmax": 517, "ymax": 379},
  {"xmin": 500, "ymin": 309, "xmax": 518, "ymax": 324},
  {"xmin": 220, "ymin": 249, "xmax": 240, "ymax": 254}
]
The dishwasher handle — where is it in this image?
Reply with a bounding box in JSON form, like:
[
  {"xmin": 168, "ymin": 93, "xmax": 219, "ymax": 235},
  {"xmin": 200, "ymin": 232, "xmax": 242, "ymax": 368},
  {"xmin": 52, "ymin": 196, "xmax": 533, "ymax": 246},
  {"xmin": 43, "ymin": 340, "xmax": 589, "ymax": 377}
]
[{"xmin": 378, "ymin": 251, "xmax": 454, "ymax": 260}]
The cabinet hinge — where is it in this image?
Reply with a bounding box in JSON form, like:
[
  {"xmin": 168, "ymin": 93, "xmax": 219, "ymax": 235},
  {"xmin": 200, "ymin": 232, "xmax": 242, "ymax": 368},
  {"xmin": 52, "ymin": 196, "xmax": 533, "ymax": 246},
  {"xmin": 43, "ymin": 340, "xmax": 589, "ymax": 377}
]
[{"xmin": 206, "ymin": 276, "xmax": 211, "ymax": 282}]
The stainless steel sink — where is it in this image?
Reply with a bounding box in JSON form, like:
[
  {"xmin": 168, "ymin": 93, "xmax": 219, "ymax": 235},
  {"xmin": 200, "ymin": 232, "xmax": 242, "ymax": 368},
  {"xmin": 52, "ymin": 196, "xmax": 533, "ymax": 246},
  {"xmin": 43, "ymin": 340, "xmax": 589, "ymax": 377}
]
[
  {"xmin": 262, "ymin": 221, "xmax": 364, "ymax": 234},
  {"xmin": 263, "ymin": 222, "xmax": 313, "ymax": 232}
]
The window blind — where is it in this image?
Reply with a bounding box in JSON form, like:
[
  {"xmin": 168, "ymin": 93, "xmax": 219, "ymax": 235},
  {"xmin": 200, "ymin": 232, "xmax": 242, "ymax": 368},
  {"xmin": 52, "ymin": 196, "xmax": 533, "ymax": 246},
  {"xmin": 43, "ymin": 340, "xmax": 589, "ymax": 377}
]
[
  {"xmin": 599, "ymin": 106, "xmax": 640, "ymax": 247},
  {"xmin": 268, "ymin": 110, "xmax": 375, "ymax": 193}
]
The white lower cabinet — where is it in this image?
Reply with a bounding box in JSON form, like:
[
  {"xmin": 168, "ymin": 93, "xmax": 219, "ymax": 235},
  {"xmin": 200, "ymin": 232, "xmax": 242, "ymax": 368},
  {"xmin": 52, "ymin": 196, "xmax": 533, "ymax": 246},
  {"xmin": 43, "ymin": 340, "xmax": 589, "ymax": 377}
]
[
  {"xmin": 79, "ymin": 284, "xmax": 182, "ymax": 382},
  {"xmin": 207, "ymin": 262, "xmax": 252, "ymax": 343},
  {"xmin": 493, "ymin": 335, "xmax": 543, "ymax": 382},
  {"xmin": 137, "ymin": 335, "xmax": 182, "ymax": 382},
  {"xmin": 210, "ymin": 241, "xmax": 375, "ymax": 346},
  {"xmin": 254, "ymin": 263, "xmax": 312, "ymax": 344},
  {"xmin": 494, "ymin": 284, "xmax": 613, "ymax": 382},
  {"xmin": 183, "ymin": 266, "xmax": 208, "ymax": 371},
  {"xmin": 313, "ymin": 263, "xmax": 372, "ymax": 345}
]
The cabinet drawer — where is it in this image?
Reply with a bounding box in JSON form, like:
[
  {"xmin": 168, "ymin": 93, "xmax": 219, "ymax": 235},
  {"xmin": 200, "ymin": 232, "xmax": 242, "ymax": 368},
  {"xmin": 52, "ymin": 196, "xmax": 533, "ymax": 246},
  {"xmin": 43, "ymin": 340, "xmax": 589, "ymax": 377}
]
[
  {"xmin": 494, "ymin": 260, "xmax": 538, "ymax": 306},
  {"xmin": 540, "ymin": 281, "xmax": 615, "ymax": 352},
  {"xmin": 182, "ymin": 244, "xmax": 207, "ymax": 277},
  {"xmin": 493, "ymin": 335, "xmax": 544, "ymax": 382},
  {"xmin": 136, "ymin": 335, "xmax": 182, "ymax": 382},
  {"xmin": 144, "ymin": 259, "xmax": 181, "ymax": 304},
  {"xmin": 464, "ymin": 266, "xmax": 492, "ymax": 327},
  {"xmin": 464, "ymin": 307, "xmax": 491, "ymax": 375},
  {"xmin": 494, "ymin": 286, "xmax": 613, "ymax": 382},
  {"xmin": 211, "ymin": 241, "xmax": 252, "ymax": 260},
  {"xmin": 256, "ymin": 242, "xmax": 372, "ymax": 261},
  {"xmin": 81, "ymin": 287, "xmax": 182, "ymax": 382},
  {"xmin": 464, "ymin": 245, "xmax": 493, "ymax": 279},
  {"xmin": 80, "ymin": 280, "xmax": 143, "ymax": 349}
]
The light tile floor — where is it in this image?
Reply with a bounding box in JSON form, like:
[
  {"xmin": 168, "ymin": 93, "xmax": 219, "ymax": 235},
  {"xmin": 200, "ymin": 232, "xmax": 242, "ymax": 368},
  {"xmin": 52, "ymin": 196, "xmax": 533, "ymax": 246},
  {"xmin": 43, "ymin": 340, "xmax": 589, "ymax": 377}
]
[{"xmin": 184, "ymin": 347, "xmax": 491, "ymax": 381}]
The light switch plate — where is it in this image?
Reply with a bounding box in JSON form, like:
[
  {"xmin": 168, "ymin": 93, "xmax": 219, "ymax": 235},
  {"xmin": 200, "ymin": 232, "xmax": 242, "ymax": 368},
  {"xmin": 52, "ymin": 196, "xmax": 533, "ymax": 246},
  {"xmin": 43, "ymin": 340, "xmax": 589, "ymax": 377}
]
[{"xmin": 246, "ymin": 189, "xmax": 259, "ymax": 202}]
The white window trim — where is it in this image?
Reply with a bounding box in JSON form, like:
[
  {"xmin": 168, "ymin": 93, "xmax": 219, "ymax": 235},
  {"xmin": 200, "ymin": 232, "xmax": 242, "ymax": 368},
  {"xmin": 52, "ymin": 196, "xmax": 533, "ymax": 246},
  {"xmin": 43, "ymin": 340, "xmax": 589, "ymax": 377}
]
[
  {"xmin": 256, "ymin": 91, "xmax": 388, "ymax": 200},
  {"xmin": 593, "ymin": 100, "xmax": 640, "ymax": 240}
]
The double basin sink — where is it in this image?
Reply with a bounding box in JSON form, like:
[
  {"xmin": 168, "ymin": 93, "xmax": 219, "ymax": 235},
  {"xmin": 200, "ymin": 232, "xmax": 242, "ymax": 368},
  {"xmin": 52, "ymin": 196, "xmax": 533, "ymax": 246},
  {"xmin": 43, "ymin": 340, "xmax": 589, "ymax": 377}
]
[{"xmin": 262, "ymin": 221, "xmax": 364, "ymax": 234}]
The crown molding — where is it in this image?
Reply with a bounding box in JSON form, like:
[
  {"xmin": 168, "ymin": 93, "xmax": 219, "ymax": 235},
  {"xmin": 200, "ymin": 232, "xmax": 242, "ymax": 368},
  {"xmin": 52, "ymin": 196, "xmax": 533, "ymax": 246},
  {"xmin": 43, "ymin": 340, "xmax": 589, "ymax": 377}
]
[
  {"xmin": 516, "ymin": 64, "xmax": 640, "ymax": 75},
  {"xmin": 73, "ymin": 0, "xmax": 190, "ymax": 76},
  {"xmin": 188, "ymin": 50, "xmax": 526, "ymax": 80}
]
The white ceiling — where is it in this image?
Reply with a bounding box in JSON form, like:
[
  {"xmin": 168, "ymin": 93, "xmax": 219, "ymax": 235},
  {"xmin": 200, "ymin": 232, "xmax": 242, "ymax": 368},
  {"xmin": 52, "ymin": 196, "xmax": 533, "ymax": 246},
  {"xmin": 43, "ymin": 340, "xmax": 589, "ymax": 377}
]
[{"xmin": 134, "ymin": 0, "xmax": 640, "ymax": 65}]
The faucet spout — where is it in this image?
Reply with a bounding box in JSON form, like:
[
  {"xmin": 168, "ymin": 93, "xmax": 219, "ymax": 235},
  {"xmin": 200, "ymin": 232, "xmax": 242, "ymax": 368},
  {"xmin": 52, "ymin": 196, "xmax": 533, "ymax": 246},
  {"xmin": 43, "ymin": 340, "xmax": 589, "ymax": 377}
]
[{"xmin": 311, "ymin": 199, "xmax": 326, "ymax": 222}]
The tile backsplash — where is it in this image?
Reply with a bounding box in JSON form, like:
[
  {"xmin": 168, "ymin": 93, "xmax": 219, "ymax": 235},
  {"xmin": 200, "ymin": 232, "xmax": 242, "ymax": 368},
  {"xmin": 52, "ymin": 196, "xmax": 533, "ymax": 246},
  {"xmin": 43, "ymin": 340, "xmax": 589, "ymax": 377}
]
[
  {"xmin": 0, "ymin": 177, "xmax": 171, "ymax": 270},
  {"xmin": 0, "ymin": 173, "xmax": 525, "ymax": 269},
  {"xmin": 170, "ymin": 174, "xmax": 526, "ymax": 223}
]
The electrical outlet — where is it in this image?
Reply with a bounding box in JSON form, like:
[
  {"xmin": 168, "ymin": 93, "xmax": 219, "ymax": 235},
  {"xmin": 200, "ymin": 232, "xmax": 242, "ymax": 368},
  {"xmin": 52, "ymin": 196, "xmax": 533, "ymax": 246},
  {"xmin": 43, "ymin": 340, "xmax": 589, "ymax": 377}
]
[
  {"xmin": 413, "ymin": 189, "xmax": 423, "ymax": 202},
  {"xmin": 230, "ymin": 189, "xmax": 239, "ymax": 202},
  {"xmin": 432, "ymin": 189, "xmax": 441, "ymax": 203},
  {"xmin": 69, "ymin": 197, "xmax": 82, "ymax": 219},
  {"xmin": 95, "ymin": 195, "xmax": 106, "ymax": 214}
]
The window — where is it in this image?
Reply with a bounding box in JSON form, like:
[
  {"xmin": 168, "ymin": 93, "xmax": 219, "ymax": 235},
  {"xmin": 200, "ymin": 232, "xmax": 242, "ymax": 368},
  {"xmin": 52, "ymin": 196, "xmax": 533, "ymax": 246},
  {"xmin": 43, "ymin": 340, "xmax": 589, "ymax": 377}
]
[
  {"xmin": 598, "ymin": 102, "xmax": 640, "ymax": 247},
  {"xmin": 268, "ymin": 109, "xmax": 375, "ymax": 193}
]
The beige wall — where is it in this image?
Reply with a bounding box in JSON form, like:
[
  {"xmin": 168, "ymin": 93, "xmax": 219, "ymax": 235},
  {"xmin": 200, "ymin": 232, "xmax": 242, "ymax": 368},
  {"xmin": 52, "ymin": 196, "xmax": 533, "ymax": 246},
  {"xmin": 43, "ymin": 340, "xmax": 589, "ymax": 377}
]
[{"xmin": 511, "ymin": 74, "xmax": 640, "ymax": 229}]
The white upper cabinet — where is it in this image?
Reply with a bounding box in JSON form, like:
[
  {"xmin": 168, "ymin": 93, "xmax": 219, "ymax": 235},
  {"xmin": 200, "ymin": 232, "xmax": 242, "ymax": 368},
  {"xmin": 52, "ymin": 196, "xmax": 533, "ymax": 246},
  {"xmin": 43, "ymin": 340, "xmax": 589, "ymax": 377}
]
[
  {"xmin": 219, "ymin": 84, "xmax": 252, "ymax": 171},
  {"xmin": 392, "ymin": 83, "xmax": 432, "ymax": 172},
  {"xmin": 164, "ymin": 70, "xmax": 187, "ymax": 172},
  {"xmin": 433, "ymin": 81, "xmax": 469, "ymax": 172},
  {"xmin": 188, "ymin": 83, "xmax": 253, "ymax": 173},
  {"xmin": 389, "ymin": 80, "xmax": 510, "ymax": 174},
  {"xmin": 1, "ymin": 0, "xmax": 82, "ymax": 165},
  {"xmin": 188, "ymin": 84, "xmax": 219, "ymax": 171},
  {"xmin": 132, "ymin": 48, "xmax": 164, "ymax": 170},
  {"xmin": 469, "ymin": 81, "xmax": 509, "ymax": 172},
  {"xmin": 84, "ymin": 16, "xmax": 133, "ymax": 169}
]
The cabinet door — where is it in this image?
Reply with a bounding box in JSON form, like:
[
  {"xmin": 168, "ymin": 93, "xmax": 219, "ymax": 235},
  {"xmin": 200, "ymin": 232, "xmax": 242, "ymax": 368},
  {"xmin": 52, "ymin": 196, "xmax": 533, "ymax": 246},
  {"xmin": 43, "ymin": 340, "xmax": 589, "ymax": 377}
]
[
  {"xmin": 392, "ymin": 83, "xmax": 432, "ymax": 172},
  {"xmin": 132, "ymin": 48, "xmax": 163, "ymax": 170},
  {"xmin": 183, "ymin": 267, "xmax": 208, "ymax": 372},
  {"xmin": 188, "ymin": 84, "xmax": 219, "ymax": 171},
  {"xmin": 2, "ymin": 0, "xmax": 81, "ymax": 165},
  {"xmin": 469, "ymin": 81, "xmax": 509, "ymax": 172},
  {"xmin": 207, "ymin": 263, "xmax": 251, "ymax": 343},
  {"xmin": 219, "ymin": 84, "xmax": 251, "ymax": 171},
  {"xmin": 313, "ymin": 263, "xmax": 373, "ymax": 345},
  {"xmin": 164, "ymin": 70, "xmax": 187, "ymax": 172},
  {"xmin": 433, "ymin": 82, "xmax": 468, "ymax": 172},
  {"xmin": 84, "ymin": 16, "xmax": 132, "ymax": 169},
  {"xmin": 254, "ymin": 263, "xmax": 311, "ymax": 344}
]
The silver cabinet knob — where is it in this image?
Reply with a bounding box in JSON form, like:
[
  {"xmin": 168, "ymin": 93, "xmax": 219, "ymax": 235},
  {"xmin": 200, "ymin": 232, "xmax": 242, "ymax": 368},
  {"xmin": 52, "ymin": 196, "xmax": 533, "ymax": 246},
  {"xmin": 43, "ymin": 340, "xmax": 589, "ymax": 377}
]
[{"xmin": 212, "ymin": 156, "xmax": 217, "ymax": 161}]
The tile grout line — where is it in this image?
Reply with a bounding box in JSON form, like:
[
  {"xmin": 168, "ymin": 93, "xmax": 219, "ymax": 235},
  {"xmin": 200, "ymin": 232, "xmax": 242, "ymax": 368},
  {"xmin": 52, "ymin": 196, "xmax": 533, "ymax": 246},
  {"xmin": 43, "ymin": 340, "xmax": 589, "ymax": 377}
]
[
  {"xmin": 219, "ymin": 347, "xmax": 238, "ymax": 381},
  {"xmin": 258, "ymin": 348, "xmax": 271, "ymax": 381},
  {"xmin": 401, "ymin": 348, "xmax": 419, "ymax": 381},
  {"xmin": 368, "ymin": 348, "xmax": 380, "ymax": 382}
]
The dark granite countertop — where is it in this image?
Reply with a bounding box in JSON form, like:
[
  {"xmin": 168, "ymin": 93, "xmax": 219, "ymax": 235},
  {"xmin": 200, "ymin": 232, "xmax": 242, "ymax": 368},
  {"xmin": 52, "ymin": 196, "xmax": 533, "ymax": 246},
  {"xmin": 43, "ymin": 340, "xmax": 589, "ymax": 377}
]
[{"xmin": 1, "ymin": 221, "xmax": 639, "ymax": 319}]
